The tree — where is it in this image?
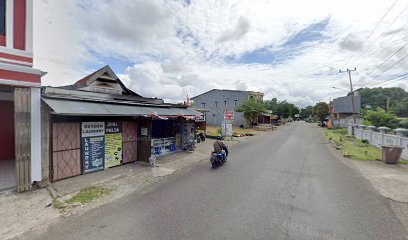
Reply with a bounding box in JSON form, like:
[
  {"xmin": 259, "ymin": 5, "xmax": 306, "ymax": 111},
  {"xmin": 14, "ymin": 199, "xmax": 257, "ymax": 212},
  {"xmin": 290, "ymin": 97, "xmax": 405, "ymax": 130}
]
[
  {"xmin": 363, "ymin": 107, "xmax": 399, "ymax": 129},
  {"xmin": 265, "ymin": 99, "xmax": 299, "ymax": 119},
  {"xmin": 235, "ymin": 98, "xmax": 267, "ymax": 127},
  {"xmin": 355, "ymin": 87, "xmax": 408, "ymax": 115},
  {"xmin": 392, "ymin": 97, "xmax": 408, "ymax": 117},
  {"xmin": 300, "ymin": 105, "xmax": 313, "ymax": 119},
  {"xmin": 313, "ymin": 102, "xmax": 329, "ymax": 122},
  {"xmin": 264, "ymin": 98, "xmax": 279, "ymax": 113}
]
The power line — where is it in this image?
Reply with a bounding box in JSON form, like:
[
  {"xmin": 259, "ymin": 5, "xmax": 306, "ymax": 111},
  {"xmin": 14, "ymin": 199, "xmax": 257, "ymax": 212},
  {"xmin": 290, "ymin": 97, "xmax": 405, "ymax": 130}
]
[
  {"xmin": 354, "ymin": 40, "xmax": 408, "ymax": 85},
  {"xmin": 366, "ymin": 72, "xmax": 408, "ymax": 87},
  {"xmin": 373, "ymin": 3, "xmax": 408, "ymax": 41},
  {"xmin": 369, "ymin": 52, "xmax": 408, "ymax": 82},
  {"xmin": 367, "ymin": 0, "xmax": 399, "ymax": 39}
]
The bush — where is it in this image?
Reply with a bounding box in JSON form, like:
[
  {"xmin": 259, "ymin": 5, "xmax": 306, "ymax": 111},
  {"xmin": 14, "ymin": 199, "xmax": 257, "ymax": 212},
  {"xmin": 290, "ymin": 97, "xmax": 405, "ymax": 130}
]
[
  {"xmin": 361, "ymin": 139, "xmax": 369, "ymax": 144},
  {"xmin": 216, "ymin": 127, "xmax": 222, "ymax": 135},
  {"xmin": 398, "ymin": 120, "xmax": 408, "ymax": 128},
  {"xmin": 363, "ymin": 107, "xmax": 399, "ymax": 129}
]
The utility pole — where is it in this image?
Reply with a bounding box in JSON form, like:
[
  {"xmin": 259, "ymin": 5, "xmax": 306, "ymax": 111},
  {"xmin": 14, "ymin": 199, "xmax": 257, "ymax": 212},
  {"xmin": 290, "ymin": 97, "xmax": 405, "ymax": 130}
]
[{"xmin": 339, "ymin": 68, "xmax": 357, "ymax": 124}]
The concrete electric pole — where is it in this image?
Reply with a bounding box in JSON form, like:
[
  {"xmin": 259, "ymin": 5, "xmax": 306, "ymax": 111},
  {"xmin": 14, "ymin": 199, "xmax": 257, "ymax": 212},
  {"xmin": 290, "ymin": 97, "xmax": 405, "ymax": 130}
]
[{"xmin": 339, "ymin": 68, "xmax": 357, "ymax": 124}]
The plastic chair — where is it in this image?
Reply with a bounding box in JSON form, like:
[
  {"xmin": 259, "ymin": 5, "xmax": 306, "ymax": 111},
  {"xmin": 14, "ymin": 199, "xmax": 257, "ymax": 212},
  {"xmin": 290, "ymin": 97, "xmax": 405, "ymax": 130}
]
[
  {"xmin": 154, "ymin": 146, "xmax": 162, "ymax": 156},
  {"xmin": 170, "ymin": 143, "xmax": 176, "ymax": 152}
]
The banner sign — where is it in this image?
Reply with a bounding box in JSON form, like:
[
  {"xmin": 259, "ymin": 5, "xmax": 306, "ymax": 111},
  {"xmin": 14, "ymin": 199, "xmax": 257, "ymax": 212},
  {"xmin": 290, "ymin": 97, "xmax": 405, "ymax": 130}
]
[
  {"xmin": 81, "ymin": 122, "xmax": 105, "ymax": 173},
  {"xmin": 224, "ymin": 111, "xmax": 234, "ymax": 120},
  {"xmin": 182, "ymin": 122, "xmax": 194, "ymax": 149},
  {"xmin": 81, "ymin": 122, "xmax": 105, "ymax": 137},
  {"xmin": 104, "ymin": 122, "xmax": 122, "ymax": 168}
]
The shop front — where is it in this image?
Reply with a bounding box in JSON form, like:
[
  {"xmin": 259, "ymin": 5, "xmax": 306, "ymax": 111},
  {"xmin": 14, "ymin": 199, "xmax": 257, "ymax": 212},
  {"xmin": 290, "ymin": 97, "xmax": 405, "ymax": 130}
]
[
  {"xmin": 48, "ymin": 115, "xmax": 140, "ymax": 181},
  {"xmin": 42, "ymin": 98, "xmax": 201, "ymax": 182},
  {"xmin": 151, "ymin": 120, "xmax": 180, "ymax": 156},
  {"xmin": 41, "ymin": 65, "xmax": 201, "ymax": 182}
]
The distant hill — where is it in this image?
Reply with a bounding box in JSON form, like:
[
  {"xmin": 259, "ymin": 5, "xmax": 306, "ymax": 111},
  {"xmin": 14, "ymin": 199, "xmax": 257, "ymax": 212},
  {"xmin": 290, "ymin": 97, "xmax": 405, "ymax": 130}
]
[{"xmin": 354, "ymin": 87, "xmax": 408, "ymax": 117}]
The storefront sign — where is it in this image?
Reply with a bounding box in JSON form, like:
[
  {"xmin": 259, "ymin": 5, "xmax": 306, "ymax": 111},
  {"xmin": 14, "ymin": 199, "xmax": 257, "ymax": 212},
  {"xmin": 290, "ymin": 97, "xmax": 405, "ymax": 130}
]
[
  {"xmin": 81, "ymin": 122, "xmax": 105, "ymax": 137},
  {"xmin": 224, "ymin": 111, "xmax": 234, "ymax": 121},
  {"xmin": 81, "ymin": 122, "xmax": 105, "ymax": 173},
  {"xmin": 104, "ymin": 122, "xmax": 122, "ymax": 168}
]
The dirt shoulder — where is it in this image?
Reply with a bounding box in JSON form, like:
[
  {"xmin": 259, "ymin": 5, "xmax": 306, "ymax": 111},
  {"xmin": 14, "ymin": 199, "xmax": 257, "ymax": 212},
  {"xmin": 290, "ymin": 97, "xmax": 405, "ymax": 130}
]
[{"xmin": 322, "ymin": 128, "xmax": 408, "ymax": 232}]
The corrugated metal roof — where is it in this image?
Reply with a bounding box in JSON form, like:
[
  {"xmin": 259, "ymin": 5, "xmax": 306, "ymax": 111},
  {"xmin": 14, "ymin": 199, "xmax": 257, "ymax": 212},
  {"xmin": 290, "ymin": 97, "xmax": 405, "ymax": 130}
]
[{"xmin": 42, "ymin": 98, "xmax": 201, "ymax": 117}]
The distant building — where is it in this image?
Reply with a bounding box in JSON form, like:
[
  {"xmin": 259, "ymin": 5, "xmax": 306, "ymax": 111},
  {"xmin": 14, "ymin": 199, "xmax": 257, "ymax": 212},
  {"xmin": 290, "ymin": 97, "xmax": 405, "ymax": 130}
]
[
  {"xmin": 191, "ymin": 89, "xmax": 264, "ymax": 127},
  {"xmin": 331, "ymin": 95, "xmax": 362, "ymax": 127}
]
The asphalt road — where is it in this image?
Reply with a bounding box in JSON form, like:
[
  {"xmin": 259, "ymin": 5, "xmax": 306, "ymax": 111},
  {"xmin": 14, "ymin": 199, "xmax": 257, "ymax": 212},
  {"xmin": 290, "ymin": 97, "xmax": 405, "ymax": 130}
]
[{"xmin": 34, "ymin": 122, "xmax": 407, "ymax": 240}]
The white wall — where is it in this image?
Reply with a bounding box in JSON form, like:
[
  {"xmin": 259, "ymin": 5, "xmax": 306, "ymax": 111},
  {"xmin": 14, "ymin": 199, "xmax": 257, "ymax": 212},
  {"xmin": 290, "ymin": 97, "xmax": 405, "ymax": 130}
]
[
  {"xmin": 354, "ymin": 128, "xmax": 408, "ymax": 159},
  {"xmin": 31, "ymin": 87, "xmax": 41, "ymax": 182}
]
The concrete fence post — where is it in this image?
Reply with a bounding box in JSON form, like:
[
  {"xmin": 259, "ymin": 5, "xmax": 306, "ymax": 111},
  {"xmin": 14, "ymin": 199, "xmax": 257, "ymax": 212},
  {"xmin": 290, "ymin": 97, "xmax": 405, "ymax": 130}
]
[
  {"xmin": 366, "ymin": 126, "xmax": 376, "ymax": 144},
  {"xmin": 352, "ymin": 124, "xmax": 358, "ymax": 137},
  {"xmin": 347, "ymin": 123, "xmax": 353, "ymax": 135},
  {"xmin": 378, "ymin": 127, "xmax": 390, "ymax": 146},
  {"xmin": 395, "ymin": 128, "xmax": 408, "ymax": 147}
]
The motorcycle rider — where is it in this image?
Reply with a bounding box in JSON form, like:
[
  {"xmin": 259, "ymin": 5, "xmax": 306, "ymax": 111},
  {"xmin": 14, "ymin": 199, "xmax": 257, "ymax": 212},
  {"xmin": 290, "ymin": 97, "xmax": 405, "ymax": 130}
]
[{"xmin": 213, "ymin": 136, "xmax": 228, "ymax": 160}]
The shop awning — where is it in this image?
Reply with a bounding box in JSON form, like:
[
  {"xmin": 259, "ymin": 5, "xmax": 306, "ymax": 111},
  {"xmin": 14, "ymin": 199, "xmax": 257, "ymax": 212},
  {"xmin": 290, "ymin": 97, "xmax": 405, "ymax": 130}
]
[{"xmin": 42, "ymin": 97, "xmax": 202, "ymax": 117}]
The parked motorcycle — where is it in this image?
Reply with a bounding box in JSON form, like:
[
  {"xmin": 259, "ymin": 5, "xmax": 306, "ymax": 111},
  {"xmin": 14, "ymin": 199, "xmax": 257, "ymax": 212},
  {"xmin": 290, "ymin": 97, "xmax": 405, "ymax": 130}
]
[{"xmin": 196, "ymin": 132, "xmax": 206, "ymax": 143}]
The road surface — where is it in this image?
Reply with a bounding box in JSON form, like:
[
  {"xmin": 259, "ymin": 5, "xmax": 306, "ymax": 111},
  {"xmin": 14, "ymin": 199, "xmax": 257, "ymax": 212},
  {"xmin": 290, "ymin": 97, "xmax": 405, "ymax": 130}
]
[{"xmin": 34, "ymin": 122, "xmax": 407, "ymax": 240}]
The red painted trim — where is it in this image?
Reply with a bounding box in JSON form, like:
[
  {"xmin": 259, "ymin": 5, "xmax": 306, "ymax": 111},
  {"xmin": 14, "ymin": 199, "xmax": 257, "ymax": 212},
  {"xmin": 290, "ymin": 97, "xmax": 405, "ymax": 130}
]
[
  {"xmin": 0, "ymin": 52, "xmax": 32, "ymax": 63},
  {"xmin": 13, "ymin": 0, "xmax": 26, "ymax": 50},
  {"xmin": 0, "ymin": 35, "xmax": 5, "ymax": 46},
  {"xmin": 0, "ymin": 69, "xmax": 40, "ymax": 83},
  {"xmin": 0, "ymin": 101, "xmax": 15, "ymax": 160}
]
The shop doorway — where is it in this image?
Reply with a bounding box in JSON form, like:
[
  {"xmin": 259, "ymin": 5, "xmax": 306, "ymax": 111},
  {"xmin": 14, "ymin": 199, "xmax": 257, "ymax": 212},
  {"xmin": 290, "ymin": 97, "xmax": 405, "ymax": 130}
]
[{"xmin": 0, "ymin": 86, "xmax": 16, "ymax": 191}]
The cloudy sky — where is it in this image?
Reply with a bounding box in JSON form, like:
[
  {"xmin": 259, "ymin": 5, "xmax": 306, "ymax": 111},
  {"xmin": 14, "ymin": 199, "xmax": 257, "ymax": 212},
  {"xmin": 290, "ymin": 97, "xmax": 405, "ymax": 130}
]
[{"xmin": 33, "ymin": 0, "xmax": 408, "ymax": 107}]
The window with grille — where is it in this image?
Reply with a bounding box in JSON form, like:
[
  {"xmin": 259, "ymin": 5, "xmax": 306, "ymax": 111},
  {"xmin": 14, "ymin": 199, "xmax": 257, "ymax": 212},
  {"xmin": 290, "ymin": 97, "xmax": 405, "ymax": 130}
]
[{"xmin": 0, "ymin": 0, "xmax": 5, "ymax": 46}]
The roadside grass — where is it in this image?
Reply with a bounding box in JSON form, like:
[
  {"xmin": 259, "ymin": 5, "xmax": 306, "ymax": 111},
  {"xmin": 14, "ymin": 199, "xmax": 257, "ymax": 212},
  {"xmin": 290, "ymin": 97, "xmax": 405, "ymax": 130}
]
[
  {"xmin": 52, "ymin": 198, "xmax": 67, "ymax": 210},
  {"xmin": 65, "ymin": 187, "xmax": 112, "ymax": 205},
  {"xmin": 324, "ymin": 128, "xmax": 408, "ymax": 164},
  {"xmin": 206, "ymin": 125, "xmax": 257, "ymax": 138}
]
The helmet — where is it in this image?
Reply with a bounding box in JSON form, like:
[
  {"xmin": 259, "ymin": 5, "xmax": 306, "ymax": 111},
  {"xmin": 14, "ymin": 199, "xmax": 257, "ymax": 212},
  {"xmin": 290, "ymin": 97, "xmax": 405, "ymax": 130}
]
[{"xmin": 216, "ymin": 136, "xmax": 222, "ymax": 140}]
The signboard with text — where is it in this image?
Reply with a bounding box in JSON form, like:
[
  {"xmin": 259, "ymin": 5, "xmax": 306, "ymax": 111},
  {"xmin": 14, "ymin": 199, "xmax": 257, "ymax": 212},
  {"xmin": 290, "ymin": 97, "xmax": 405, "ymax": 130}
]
[
  {"xmin": 81, "ymin": 122, "xmax": 105, "ymax": 173},
  {"xmin": 222, "ymin": 121, "xmax": 233, "ymax": 137},
  {"xmin": 104, "ymin": 121, "xmax": 122, "ymax": 168},
  {"xmin": 224, "ymin": 111, "xmax": 234, "ymax": 121}
]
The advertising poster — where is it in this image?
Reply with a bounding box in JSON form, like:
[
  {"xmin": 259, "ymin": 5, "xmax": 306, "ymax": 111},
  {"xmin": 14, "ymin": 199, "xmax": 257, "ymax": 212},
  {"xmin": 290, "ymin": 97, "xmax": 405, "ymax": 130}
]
[
  {"xmin": 81, "ymin": 122, "xmax": 105, "ymax": 173},
  {"xmin": 182, "ymin": 122, "xmax": 194, "ymax": 149},
  {"xmin": 105, "ymin": 121, "xmax": 122, "ymax": 168},
  {"xmin": 222, "ymin": 121, "xmax": 233, "ymax": 137}
]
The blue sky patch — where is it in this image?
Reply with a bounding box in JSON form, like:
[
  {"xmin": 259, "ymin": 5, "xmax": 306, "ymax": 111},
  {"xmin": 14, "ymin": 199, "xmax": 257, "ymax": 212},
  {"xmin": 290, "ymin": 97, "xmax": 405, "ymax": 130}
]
[
  {"xmin": 283, "ymin": 17, "xmax": 330, "ymax": 47},
  {"xmin": 85, "ymin": 52, "xmax": 134, "ymax": 74},
  {"xmin": 229, "ymin": 17, "xmax": 331, "ymax": 65}
]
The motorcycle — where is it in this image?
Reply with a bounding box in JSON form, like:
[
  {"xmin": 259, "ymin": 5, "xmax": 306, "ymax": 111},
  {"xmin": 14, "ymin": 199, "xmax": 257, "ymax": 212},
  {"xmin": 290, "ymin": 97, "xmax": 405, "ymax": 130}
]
[
  {"xmin": 210, "ymin": 148, "xmax": 228, "ymax": 168},
  {"xmin": 196, "ymin": 132, "xmax": 206, "ymax": 143}
]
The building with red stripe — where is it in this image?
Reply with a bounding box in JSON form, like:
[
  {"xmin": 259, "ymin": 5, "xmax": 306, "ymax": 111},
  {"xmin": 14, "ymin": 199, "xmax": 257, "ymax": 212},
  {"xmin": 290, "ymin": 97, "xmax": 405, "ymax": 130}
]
[{"xmin": 0, "ymin": 0, "xmax": 44, "ymax": 192}]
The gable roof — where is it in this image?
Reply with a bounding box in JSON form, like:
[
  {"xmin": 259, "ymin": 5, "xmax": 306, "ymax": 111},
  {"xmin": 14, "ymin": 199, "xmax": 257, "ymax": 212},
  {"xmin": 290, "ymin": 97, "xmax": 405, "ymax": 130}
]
[
  {"xmin": 191, "ymin": 89, "xmax": 263, "ymax": 99},
  {"xmin": 60, "ymin": 65, "xmax": 141, "ymax": 97}
]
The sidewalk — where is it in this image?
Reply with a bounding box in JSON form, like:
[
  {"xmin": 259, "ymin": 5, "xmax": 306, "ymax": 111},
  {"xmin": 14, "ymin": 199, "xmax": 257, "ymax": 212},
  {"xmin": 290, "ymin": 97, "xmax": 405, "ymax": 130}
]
[{"xmin": 1, "ymin": 133, "xmax": 262, "ymax": 240}]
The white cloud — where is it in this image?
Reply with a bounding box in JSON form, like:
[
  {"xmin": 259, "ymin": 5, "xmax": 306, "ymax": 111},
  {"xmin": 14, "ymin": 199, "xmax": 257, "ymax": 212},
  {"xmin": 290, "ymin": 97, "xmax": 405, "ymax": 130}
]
[
  {"xmin": 217, "ymin": 16, "xmax": 251, "ymax": 42},
  {"xmin": 33, "ymin": 0, "xmax": 408, "ymax": 107}
]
